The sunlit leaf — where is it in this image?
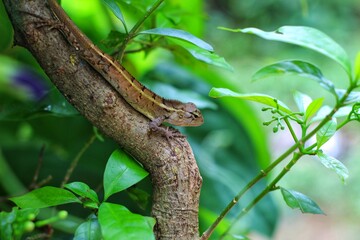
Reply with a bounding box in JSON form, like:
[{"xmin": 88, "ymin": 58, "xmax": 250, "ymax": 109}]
[
  {"xmin": 139, "ymin": 28, "xmax": 213, "ymax": 51},
  {"xmin": 252, "ymin": 60, "xmax": 335, "ymax": 94},
  {"xmin": 316, "ymin": 151, "xmax": 349, "ymax": 183},
  {"xmin": 221, "ymin": 26, "xmax": 352, "ymax": 77},
  {"xmin": 209, "ymin": 88, "xmax": 292, "ymax": 114},
  {"xmin": 316, "ymin": 117, "xmax": 337, "ymax": 148},
  {"xmin": 280, "ymin": 188, "xmax": 324, "ymax": 214},
  {"xmin": 293, "ymin": 91, "xmax": 312, "ymax": 113},
  {"xmin": 98, "ymin": 203, "xmax": 155, "ymax": 240},
  {"xmin": 355, "ymin": 51, "xmax": 360, "ymax": 81},
  {"xmin": 305, "ymin": 98, "xmax": 324, "ymax": 122},
  {"xmin": 103, "ymin": 150, "xmax": 148, "ymax": 201},
  {"xmin": 10, "ymin": 187, "xmax": 81, "ymax": 209}
]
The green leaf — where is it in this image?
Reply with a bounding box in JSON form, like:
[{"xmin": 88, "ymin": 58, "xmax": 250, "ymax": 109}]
[
  {"xmin": 64, "ymin": 182, "xmax": 99, "ymax": 204},
  {"xmin": 222, "ymin": 235, "xmax": 249, "ymax": 240},
  {"xmin": 252, "ymin": 60, "xmax": 336, "ymax": 94},
  {"xmin": 127, "ymin": 187, "xmax": 150, "ymax": 211},
  {"xmin": 98, "ymin": 203, "xmax": 155, "ymax": 240},
  {"xmin": 280, "ymin": 188, "xmax": 324, "ymax": 214},
  {"xmin": 171, "ymin": 40, "xmax": 233, "ymax": 70},
  {"xmin": 0, "ymin": 208, "xmax": 17, "ymax": 239},
  {"xmin": 316, "ymin": 151, "xmax": 349, "ymax": 183},
  {"xmin": 305, "ymin": 98, "xmax": 324, "ymax": 122},
  {"xmin": 310, "ymin": 105, "xmax": 352, "ymax": 123},
  {"xmin": 316, "ymin": 117, "xmax": 337, "ymax": 149},
  {"xmin": 335, "ymin": 89, "xmax": 360, "ymax": 105},
  {"xmin": 293, "ymin": 91, "xmax": 312, "ymax": 113},
  {"xmin": 139, "ymin": 28, "xmax": 214, "ymax": 51},
  {"xmin": 0, "ymin": 207, "xmax": 39, "ymax": 239},
  {"xmin": 103, "ymin": 150, "xmax": 148, "ymax": 201},
  {"xmin": 355, "ymin": 51, "xmax": 360, "ymax": 81},
  {"xmin": 101, "ymin": 31, "xmax": 127, "ymax": 50},
  {"xmin": 10, "ymin": 186, "xmax": 81, "ymax": 209},
  {"xmin": 74, "ymin": 214, "xmax": 102, "ymax": 240},
  {"xmin": 221, "ymin": 26, "xmax": 352, "ymax": 77},
  {"xmin": 209, "ymin": 88, "xmax": 292, "ymax": 114},
  {"xmin": 102, "ymin": 0, "xmax": 127, "ymax": 31}
]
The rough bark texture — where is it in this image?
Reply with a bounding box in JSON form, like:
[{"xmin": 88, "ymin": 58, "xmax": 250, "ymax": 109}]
[{"xmin": 3, "ymin": 0, "xmax": 202, "ymax": 239}]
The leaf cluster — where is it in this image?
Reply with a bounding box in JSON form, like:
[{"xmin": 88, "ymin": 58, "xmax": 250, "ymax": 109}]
[
  {"xmin": 5, "ymin": 149, "xmax": 153, "ymax": 240},
  {"xmin": 205, "ymin": 25, "xmax": 360, "ymax": 238}
]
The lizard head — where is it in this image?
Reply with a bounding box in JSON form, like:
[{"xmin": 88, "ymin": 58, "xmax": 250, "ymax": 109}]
[{"xmin": 166, "ymin": 102, "xmax": 204, "ymax": 127}]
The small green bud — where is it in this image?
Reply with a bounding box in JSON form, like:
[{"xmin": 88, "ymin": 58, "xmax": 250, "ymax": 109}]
[
  {"xmin": 23, "ymin": 221, "xmax": 35, "ymax": 232},
  {"xmin": 28, "ymin": 213, "xmax": 36, "ymax": 221},
  {"xmin": 58, "ymin": 210, "xmax": 68, "ymax": 219},
  {"xmin": 273, "ymin": 126, "xmax": 278, "ymax": 133}
]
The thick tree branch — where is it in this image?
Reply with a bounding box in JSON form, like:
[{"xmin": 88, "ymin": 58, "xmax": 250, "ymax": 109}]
[{"xmin": 3, "ymin": 0, "xmax": 202, "ymax": 239}]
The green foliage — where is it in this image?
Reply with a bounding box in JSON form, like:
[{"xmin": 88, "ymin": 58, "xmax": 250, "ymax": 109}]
[
  {"xmin": 280, "ymin": 188, "xmax": 324, "ymax": 214},
  {"xmin": 98, "ymin": 203, "xmax": 155, "ymax": 240},
  {"xmin": 7, "ymin": 149, "xmax": 153, "ymax": 239},
  {"xmin": 220, "ymin": 26, "xmax": 352, "ymax": 78},
  {"xmin": 252, "ymin": 60, "xmax": 335, "ymax": 95},
  {"xmin": 316, "ymin": 117, "xmax": 337, "ymax": 149},
  {"xmin": 206, "ymin": 25, "xmax": 358, "ymax": 238},
  {"xmin": 101, "ymin": 0, "xmax": 127, "ymax": 32},
  {"xmin": 65, "ymin": 182, "xmax": 100, "ymax": 209},
  {"xmin": 103, "ymin": 150, "xmax": 148, "ymax": 201},
  {"xmin": 74, "ymin": 214, "xmax": 102, "ymax": 240},
  {"xmin": 209, "ymin": 88, "xmax": 292, "ymax": 114},
  {"xmin": 10, "ymin": 187, "xmax": 81, "ymax": 209},
  {"xmin": 139, "ymin": 28, "xmax": 213, "ymax": 51},
  {"xmin": 316, "ymin": 151, "xmax": 349, "ymax": 183},
  {"xmin": 7, "ymin": 0, "xmax": 359, "ymax": 239},
  {"xmin": 0, "ymin": 208, "xmax": 38, "ymax": 240}
]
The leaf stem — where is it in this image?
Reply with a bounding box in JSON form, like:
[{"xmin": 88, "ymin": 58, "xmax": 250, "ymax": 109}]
[
  {"xmin": 117, "ymin": 0, "xmax": 165, "ymax": 61},
  {"xmin": 219, "ymin": 152, "xmax": 304, "ymax": 239},
  {"xmin": 284, "ymin": 117, "xmax": 299, "ymax": 144}
]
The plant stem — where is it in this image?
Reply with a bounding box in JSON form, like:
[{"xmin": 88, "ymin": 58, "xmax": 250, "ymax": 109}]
[
  {"xmin": 284, "ymin": 117, "xmax": 299, "ymax": 143},
  {"xmin": 61, "ymin": 134, "xmax": 96, "ymax": 188},
  {"xmin": 219, "ymin": 152, "xmax": 304, "ymax": 239},
  {"xmin": 200, "ymin": 85, "xmax": 354, "ymax": 239},
  {"xmin": 117, "ymin": 0, "xmax": 165, "ymax": 61}
]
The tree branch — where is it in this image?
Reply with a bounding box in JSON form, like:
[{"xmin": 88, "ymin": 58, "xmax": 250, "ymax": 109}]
[{"xmin": 3, "ymin": 0, "xmax": 202, "ymax": 239}]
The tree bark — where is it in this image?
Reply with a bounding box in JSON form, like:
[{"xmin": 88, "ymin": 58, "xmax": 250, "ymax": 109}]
[{"xmin": 3, "ymin": 0, "xmax": 202, "ymax": 239}]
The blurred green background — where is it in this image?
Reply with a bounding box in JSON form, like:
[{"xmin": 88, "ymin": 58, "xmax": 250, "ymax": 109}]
[{"xmin": 1, "ymin": 0, "xmax": 359, "ymax": 239}]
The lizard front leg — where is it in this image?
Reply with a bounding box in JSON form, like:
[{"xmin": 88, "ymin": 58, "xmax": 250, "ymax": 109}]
[{"xmin": 149, "ymin": 117, "xmax": 185, "ymax": 144}]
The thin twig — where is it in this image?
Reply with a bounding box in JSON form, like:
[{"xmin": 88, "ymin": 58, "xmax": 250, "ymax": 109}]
[
  {"xmin": 61, "ymin": 134, "xmax": 96, "ymax": 188},
  {"xmin": 117, "ymin": 0, "xmax": 165, "ymax": 61},
  {"xmin": 29, "ymin": 145, "xmax": 46, "ymax": 190}
]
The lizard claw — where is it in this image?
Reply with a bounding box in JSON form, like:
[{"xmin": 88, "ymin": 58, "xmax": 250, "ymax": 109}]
[{"xmin": 149, "ymin": 121, "xmax": 185, "ymax": 147}]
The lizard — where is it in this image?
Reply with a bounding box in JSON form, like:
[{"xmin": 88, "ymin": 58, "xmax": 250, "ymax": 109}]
[{"xmin": 32, "ymin": 0, "xmax": 204, "ymax": 137}]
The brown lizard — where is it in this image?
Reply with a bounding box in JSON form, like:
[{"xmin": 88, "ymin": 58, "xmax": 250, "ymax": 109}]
[{"xmin": 36, "ymin": 0, "xmax": 203, "ymax": 136}]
